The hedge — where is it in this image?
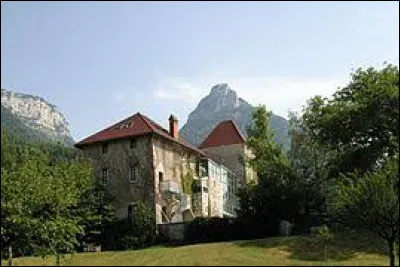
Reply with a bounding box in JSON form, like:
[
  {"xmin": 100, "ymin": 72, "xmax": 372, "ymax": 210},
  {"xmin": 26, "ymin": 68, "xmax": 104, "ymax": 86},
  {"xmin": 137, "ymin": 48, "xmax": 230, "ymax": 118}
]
[{"xmin": 185, "ymin": 216, "xmax": 280, "ymax": 244}]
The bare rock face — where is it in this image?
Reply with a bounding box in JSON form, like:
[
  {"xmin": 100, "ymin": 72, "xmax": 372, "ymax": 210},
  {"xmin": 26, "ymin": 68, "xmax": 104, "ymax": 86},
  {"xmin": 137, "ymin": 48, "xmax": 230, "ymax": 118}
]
[
  {"xmin": 179, "ymin": 83, "xmax": 290, "ymax": 149},
  {"xmin": 1, "ymin": 88, "xmax": 74, "ymax": 145}
]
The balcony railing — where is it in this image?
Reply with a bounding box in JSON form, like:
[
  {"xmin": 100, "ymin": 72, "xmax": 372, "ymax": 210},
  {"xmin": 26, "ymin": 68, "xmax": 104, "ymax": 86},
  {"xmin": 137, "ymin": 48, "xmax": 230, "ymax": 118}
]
[{"xmin": 160, "ymin": 180, "xmax": 181, "ymax": 194}]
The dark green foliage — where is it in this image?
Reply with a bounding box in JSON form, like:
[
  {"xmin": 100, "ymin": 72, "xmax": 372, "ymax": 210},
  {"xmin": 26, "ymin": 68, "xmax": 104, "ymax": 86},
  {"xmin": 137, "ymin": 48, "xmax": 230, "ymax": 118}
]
[
  {"xmin": 287, "ymin": 112, "xmax": 336, "ymax": 216},
  {"xmin": 1, "ymin": 104, "xmax": 74, "ymax": 146},
  {"xmin": 246, "ymin": 105, "xmax": 288, "ymax": 175},
  {"xmin": 1, "ymin": 105, "xmax": 50, "ymax": 145},
  {"xmin": 298, "ymin": 63, "xmax": 399, "ymax": 265},
  {"xmin": 328, "ymin": 156, "xmax": 399, "ymax": 266},
  {"xmin": 72, "ymin": 181, "xmax": 116, "ymax": 250},
  {"xmin": 182, "ymin": 170, "xmax": 194, "ymax": 195},
  {"xmin": 236, "ymin": 174, "xmax": 302, "ymax": 223},
  {"xmin": 1, "ymin": 129, "xmax": 116, "ymax": 261},
  {"xmin": 185, "ymin": 217, "xmax": 233, "ymax": 243},
  {"xmin": 1, "ymin": 151, "xmax": 91, "ymax": 259},
  {"xmin": 302, "ymin": 64, "xmax": 399, "ymax": 175},
  {"xmin": 105, "ymin": 202, "xmax": 156, "ymax": 250},
  {"xmin": 237, "ymin": 105, "xmax": 303, "ymax": 224},
  {"xmin": 1, "ymin": 128, "xmax": 81, "ymax": 172},
  {"xmin": 185, "ymin": 216, "xmax": 280, "ymax": 244}
]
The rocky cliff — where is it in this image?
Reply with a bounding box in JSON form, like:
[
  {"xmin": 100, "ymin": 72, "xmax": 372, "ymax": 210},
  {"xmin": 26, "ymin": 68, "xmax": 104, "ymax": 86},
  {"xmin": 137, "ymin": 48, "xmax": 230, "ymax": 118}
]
[
  {"xmin": 179, "ymin": 83, "xmax": 290, "ymax": 149},
  {"xmin": 1, "ymin": 88, "xmax": 74, "ymax": 145}
]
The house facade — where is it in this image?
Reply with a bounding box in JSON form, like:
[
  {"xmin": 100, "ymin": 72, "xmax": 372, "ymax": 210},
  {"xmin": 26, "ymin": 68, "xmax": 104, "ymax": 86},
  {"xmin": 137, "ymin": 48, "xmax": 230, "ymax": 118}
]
[
  {"xmin": 75, "ymin": 112, "xmax": 252, "ymax": 224},
  {"xmin": 199, "ymin": 120, "xmax": 257, "ymax": 187}
]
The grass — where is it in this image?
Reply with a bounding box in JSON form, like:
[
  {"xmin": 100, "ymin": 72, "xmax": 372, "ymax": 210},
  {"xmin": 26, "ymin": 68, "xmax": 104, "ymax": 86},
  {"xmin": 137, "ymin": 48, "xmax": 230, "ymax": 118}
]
[{"xmin": 2, "ymin": 231, "xmax": 397, "ymax": 266}]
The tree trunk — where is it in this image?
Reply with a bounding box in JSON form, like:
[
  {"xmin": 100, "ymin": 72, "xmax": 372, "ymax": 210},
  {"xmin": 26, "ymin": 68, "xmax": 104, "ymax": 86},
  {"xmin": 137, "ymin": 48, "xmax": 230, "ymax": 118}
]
[
  {"xmin": 305, "ymin": 189, "xmax": 310, "ymax": 215},
  {"xmin": 8, "ymin": 245, "xmax": 12, "ymax": 267},
  {"xmin": 388, "ymin": 239, "xmax": 395, "ymax": 267},
  {"xmin": 56, "ymin": 254, "xmax": 61, "ymax": 266}
]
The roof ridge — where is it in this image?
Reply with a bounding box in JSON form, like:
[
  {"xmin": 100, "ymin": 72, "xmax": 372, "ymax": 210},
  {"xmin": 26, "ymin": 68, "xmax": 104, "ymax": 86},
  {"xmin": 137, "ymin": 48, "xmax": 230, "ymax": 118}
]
[
  {"xmin": 137, "ymin": 112, "xmax": 156, "ymax": 132},
  {"xmin": 198, "ymin": 119, "xmax": 246, "ymax": 149},
  {"xmin": 228, "ymin": 120, "xmax": 246, "ymax": 142},
  {"xmin": 76, "ymin": 112, "xmax": 141, "ymax": 145},
  {"xmin": 75, "ymin": 111, "xmax": 205, "ymax": 157}
]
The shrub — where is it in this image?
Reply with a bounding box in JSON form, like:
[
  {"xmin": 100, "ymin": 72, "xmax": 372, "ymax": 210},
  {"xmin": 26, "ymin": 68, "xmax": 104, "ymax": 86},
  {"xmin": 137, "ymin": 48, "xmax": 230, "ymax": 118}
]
[
  {"xmin": 185, "ymin": 216, "xmax": 280, "ymax": 244},
  {"xmin": 235, "ymin": 216, "xmax": 281, "ymax": 239},
  {"xmin": 105, "ymin": 202, "xmax": 156, "ymax": 250},
  {"xmin": 315, "ymin": 224, "xmax": 334, "ymax": 261}
]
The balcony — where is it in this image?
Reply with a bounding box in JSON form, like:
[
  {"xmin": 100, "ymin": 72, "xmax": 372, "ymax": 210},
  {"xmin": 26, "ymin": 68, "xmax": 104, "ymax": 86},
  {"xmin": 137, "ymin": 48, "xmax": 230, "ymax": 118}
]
[
  {"xmin": 160, "ymin": 180, "xmax": 181, "ymax": 195},
  {"xmin": 192, "ymin": 178, "xmax": 208, "ymax": 193}
]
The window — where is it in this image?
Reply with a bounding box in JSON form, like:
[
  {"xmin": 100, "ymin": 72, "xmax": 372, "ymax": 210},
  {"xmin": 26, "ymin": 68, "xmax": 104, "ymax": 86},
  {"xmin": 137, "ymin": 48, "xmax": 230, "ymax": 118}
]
[
  {"xmin": 129, "ymin": 165, "xmax": 139, "ymax": 183},
  {"xmin": 101, "ymin": 168, "xmax": 108, "ymax": 185},
  {"xmin": 117, "ymin": 121, "xmax": 133, "ymax": 130},
  {"xmin": 128, "ymin": 205, "xmax": 133, "ymax": 219},
  {"xmin": 159, "ymin": 172, "xmax": 164, "ymax": 183},
  {"xmin": 102, "ymin": 142, "xmax": 109, "ymax": 154},
  {"xmin": 127, "ymin": 203, "xmax": 138, "ymax": 223},
  {"xmin": 192, "ymin": 183, "xmax": 202, "ymax": 193},
  {"xmin": 130, "ymin": 139, "xmax": 136, "ymax": 149}
]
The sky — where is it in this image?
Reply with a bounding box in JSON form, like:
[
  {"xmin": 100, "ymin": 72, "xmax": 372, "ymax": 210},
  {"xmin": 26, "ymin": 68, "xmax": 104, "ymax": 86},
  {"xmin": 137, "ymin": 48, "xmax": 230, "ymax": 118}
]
[{"xmin": 1, "ymin": 1, "xmax": 399, "ymax": 141}]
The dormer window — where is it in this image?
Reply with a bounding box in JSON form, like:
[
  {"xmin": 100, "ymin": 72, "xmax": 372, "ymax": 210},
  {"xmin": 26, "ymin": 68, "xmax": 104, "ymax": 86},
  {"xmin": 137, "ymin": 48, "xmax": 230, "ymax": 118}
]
[{"xmin": 117, "ymin": 121, "xmax": 134, "ymax": 130}]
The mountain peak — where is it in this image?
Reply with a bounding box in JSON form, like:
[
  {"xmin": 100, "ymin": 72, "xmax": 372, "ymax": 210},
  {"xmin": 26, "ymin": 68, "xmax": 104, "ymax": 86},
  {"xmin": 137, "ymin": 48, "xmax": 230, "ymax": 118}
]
[
  {"xmin": 210, "ymin": 83, "xmax": 237, "ymax": 97},
  {"xmin": 179, "ymin": 84, "xmax": 290, "ymax": 149},
  {"xmin": 211, "ymin": 83, "xmax": 230, "ymax": 92}
]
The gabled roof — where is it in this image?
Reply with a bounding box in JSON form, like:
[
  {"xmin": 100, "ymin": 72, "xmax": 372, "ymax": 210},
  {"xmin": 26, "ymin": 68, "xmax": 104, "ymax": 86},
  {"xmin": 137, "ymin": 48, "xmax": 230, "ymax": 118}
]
[
  {"xmin": 75, "ymin": 112, "xmax": 205, "ymax": 156},
  {"xmin": 199, "ymin": 120, "xmax": 246, "ymax": 149}
]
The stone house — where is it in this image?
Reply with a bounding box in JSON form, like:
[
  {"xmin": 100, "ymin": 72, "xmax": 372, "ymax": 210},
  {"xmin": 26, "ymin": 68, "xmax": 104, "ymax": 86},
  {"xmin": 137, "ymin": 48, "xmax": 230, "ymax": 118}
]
[
  {"xmin": 75, "ymin": 112, "xmax": 253, "ymax": 224},
  {"xmin": 199, "ymin": 120, "xmax": 257, "ymax": 187}
]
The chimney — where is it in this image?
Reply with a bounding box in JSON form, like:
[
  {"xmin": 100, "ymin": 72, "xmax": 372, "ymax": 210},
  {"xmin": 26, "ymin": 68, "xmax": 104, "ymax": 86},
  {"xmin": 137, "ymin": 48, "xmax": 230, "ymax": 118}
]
[{"xmin": 168, "ymin": 114, "xmax": 179, "ymax": 139}]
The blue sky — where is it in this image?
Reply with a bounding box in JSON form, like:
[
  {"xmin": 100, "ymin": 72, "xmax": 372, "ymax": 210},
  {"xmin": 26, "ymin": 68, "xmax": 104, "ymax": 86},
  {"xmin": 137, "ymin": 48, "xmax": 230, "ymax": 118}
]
[{"xmin": 1, "ymin": 1, "xmax": 399, "ymax": 141}]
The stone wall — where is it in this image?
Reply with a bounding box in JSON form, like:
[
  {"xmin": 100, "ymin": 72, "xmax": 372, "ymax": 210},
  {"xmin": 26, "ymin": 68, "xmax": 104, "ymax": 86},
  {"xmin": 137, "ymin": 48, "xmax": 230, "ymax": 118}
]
[
  {"xmin": 192, "ymin": 178, "xmax": 209, "ymax": 217},
  {"xmin": 80, "ymin": 136, "xmax": 155, "ymax": 220},
  {"xmin": 151, "ymin": 135, "xmax": 199, "ymax": 224},
  {"xmin": 208, "ymin": 177, "xmax": 223, "ymax": 217},
  {"xmin": 244, "ymin": 146, "xmax": 258, "ymax": 184},
  {"xmin": 191, "ymin": 176, "xmax": 223, "ymax": 218},
  {"xmin": 79, "ymin": 134, "xmax": 246, "ymax": 224}
]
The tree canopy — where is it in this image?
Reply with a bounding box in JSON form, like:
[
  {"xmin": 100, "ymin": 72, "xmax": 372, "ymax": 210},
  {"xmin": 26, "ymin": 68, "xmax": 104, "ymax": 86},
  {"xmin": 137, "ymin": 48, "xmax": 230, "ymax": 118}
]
[
  {"xmin": 302, "ymin": 64, "xmax": 399, "ymax": 174},
  {"xmin": 1, "ymin": 129, "xmax": 115, "ymax": 263},
  {"xmin": 328, "ymin": 155, "xmax": 399, "ymax": 266},
  {"xmin": 237, "ymin": 105, "xmax": 302, "ymax": 223}
]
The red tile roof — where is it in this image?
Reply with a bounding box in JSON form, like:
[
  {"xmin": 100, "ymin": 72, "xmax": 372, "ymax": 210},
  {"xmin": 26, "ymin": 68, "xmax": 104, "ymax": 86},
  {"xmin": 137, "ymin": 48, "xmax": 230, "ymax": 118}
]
[
  {"xmin": 75, "ymin": 112, "xmax": 205, "ymax": 156},
  {"xmin": 199, "ymin": 120, "xmax": 246, "ymax": 149}
]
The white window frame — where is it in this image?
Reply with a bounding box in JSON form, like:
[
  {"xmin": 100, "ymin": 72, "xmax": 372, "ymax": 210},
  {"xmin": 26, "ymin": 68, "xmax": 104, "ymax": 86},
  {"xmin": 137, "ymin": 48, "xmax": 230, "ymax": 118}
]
[
  {"xmin": 101, "ymin": 168, "xmax": 108, "ymax": 185},
  {"xmin": 130, "ymin": 165, "xmax": 139, "ymax": 183}
]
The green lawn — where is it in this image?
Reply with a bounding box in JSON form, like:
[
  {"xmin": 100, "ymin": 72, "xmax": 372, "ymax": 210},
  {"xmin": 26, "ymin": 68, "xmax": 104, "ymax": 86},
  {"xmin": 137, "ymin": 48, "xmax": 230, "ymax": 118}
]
[{"xmin": 2, "ymin": 232, "xmax": 396, "ymax": 266}]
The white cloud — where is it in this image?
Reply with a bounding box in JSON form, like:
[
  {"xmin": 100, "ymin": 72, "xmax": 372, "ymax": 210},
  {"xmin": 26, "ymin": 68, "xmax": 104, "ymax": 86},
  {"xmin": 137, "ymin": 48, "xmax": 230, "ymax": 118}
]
[{"xmin": 152, "ymin": 74, "xmax": 349, "ymax": 118}]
